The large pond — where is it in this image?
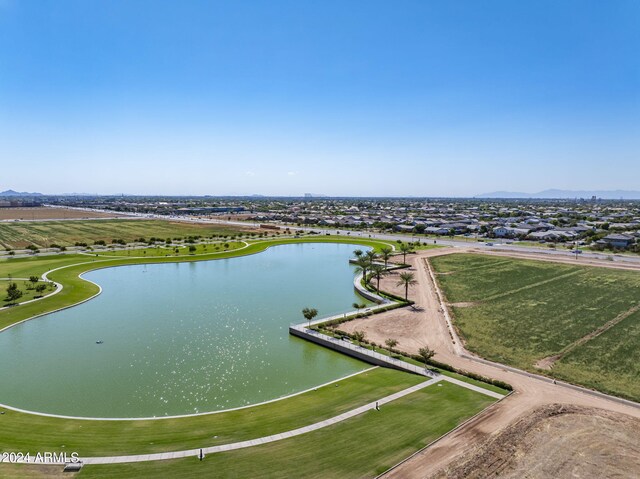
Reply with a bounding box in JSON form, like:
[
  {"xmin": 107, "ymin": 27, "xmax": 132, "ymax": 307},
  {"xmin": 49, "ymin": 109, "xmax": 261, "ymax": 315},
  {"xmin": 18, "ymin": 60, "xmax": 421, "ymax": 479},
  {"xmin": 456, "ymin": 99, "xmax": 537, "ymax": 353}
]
[{"xmin": 0, "ymin": 243, "xmax": 372, "ymax": 418}]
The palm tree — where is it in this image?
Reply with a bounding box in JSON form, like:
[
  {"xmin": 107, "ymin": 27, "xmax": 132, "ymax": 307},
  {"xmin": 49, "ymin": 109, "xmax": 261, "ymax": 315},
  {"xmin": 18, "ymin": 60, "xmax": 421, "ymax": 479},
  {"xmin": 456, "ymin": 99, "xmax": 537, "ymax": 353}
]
[
  {"xmin": 418, "ymin": 346, "xmax": 435, "ymax": 366},
  {"xmin": 302, "ymin": 307, "xmax": 318, "ymax": 327},
  {"xmin": 353, "ymin": 256, "xmax": 372, "ymax": 284},
  {"xmin": 353, "ymin": 249, "xmax": 363, "ymax": 258},
  {"xmin": 365, "ymin": 250, "xmax": 378, "ymax": 263},
  {"xmin": 399, "ymin": 243, "xmax": 413, "ymax": 264},
  {"xmin": 379, "ymin": 246, "xmax": 393, "ymax": 268},
  {"xmin": 369, "ymin": 264, "xmax": 387, "ymax": 292},
  {"xmin": 396, "ymin": 271, "xmax": 417, "ymax": 301}
]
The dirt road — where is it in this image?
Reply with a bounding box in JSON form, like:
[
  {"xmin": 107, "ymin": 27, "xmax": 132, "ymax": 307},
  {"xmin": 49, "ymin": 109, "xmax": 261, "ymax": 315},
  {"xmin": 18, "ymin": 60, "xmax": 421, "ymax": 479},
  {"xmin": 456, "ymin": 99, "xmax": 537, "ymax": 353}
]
[{"xmin": 342, "ymin": 247, "xmax": 640, "ymax": 478}]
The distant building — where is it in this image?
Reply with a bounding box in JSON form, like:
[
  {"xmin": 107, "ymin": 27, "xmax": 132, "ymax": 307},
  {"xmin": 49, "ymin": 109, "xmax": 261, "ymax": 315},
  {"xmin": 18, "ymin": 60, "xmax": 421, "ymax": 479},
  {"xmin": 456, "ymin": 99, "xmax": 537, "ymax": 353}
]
[
  {"xmin": 424, "ymin": 226, "xmax": 450, "ymax": 235},
  {"xmin": 493, "ymin": 226, "xmax": 530, "ymax": 238},
  {"xmin": 598, "ymin": 234, "xmax": 636, "ymax": 248}
]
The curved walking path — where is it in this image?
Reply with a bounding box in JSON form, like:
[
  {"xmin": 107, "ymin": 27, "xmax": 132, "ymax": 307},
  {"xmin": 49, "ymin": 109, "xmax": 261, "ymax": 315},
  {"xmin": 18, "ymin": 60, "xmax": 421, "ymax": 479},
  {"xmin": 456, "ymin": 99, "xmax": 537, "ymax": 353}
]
[
  {"xmin": 0, "ymin": 276, "xmax": 62, "ymax": 312},
  {"xmin": 15, "ymin": 377, "xmax": 442, "ymax": 465},
  {"xmin": 377, "ymin": 248, "xmax": 640, "ymax": 478}
]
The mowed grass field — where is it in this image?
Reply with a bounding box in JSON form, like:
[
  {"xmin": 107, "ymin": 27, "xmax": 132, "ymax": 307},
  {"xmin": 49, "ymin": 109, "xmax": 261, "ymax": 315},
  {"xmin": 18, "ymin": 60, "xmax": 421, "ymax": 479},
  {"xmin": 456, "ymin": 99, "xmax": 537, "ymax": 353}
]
[
  {"xmin": 430, "ymin": 253, "xmax": 640, "ymax": 401},
  {"xmin": 93, "ymin": 241, "xmax": 246, "ymax": 257},
  {"xmin": 0, "ymin": 219, "xmax": 254, "ymax": 249},
  {"xmin": 0, "ymin": 279, "xmax": 56, "ymax": 305},
  {"xmin": 0, "ymin": 368, "xmax": 423, "ymax": 456},
  {"xmin": 2, "ymin": 381, "xmax": 495, "ymax": 479}
]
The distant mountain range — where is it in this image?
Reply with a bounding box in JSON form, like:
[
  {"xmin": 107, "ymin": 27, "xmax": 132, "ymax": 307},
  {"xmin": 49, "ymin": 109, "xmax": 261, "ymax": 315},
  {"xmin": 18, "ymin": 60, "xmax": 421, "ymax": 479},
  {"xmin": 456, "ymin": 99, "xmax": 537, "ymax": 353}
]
[
  {"xmin": 0, "ymin": 189, "xmax": 43, "ymax": 197},
  {"xmin": 476, "ymin": 189, "xmax": 640, "ymax": 200}
]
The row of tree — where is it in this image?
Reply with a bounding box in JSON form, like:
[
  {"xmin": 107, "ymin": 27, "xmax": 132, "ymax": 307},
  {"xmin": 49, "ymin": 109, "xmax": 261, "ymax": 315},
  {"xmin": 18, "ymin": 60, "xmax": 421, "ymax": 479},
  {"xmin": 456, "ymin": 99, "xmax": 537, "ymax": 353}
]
[{"xmin": 352, "ymin": 247, "xmax": 417, "ymax": 300}]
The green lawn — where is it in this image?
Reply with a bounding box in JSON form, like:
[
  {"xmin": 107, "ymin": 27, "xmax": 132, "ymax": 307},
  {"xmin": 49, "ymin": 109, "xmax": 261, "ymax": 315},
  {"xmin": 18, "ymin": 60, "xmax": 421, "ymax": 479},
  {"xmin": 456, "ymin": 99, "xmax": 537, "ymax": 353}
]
[
  {"xmin": 0, "ymin": 368, "xmax": 424, "ymax": 457},
  {"xmin": 430, "ymin": 253, "xmax": 640, "ymax": 401},
  {"xmin": 93, "ymin": 241, "xmax": 245, "ymax": 257},
  {"xmin": 0, "ymin": 279, "xmax": 56, "ymax": 305},
  {"xmin": 72, "ymin": 381, "xmax": 494, "ymax": 479},
  {"xmin": 0, "ymin": 219, "xmax": 252, "ymax": 249},
  {"xmin": 0, "ymin": 254, "xmax": 91, "ymax": 279}
]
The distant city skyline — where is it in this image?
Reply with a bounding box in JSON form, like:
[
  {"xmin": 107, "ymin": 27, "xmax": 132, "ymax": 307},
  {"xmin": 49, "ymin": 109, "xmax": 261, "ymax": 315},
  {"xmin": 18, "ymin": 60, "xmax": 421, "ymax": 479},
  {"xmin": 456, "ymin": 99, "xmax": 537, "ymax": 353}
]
[{"xmin": 1, "ymin": 1, "xmax": 638, "ymax": 196}]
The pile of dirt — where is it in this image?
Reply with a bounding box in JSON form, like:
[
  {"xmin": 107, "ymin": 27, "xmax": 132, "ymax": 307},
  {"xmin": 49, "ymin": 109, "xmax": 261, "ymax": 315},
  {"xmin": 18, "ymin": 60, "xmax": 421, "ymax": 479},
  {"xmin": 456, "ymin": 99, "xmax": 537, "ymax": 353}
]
[{"xmin": 432, "ymin": 404, "xmax": 640, "ymax": 479}]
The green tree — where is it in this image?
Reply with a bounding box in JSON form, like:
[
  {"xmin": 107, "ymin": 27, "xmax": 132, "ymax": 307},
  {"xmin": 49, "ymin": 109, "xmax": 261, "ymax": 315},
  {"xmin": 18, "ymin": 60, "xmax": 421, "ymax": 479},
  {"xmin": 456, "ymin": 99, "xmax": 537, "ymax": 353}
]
[
  {"xmin": 396, "ymin": 271, "xmax": 417, "ymax": 301},
  {"xmin": 369, "ymin": 264, "xmax": 387, "ymax": 292},
  {"xmin": 385, "ymin": 338, "xmax": 398, "ymax": 350},
  {"xmin": 379, "ymin": 246, "xmax": 393, "ymax": 268},
  {"xmin": 352, "ymin": 330, "xmax": 366, "ymax": 346},
  {"xmin": 302, "ymin": 307, "xmax": 318, "ymax": 327},
  {"xmin": 188, "ymin": 245, "xmax": 197, "ymax": 254},
  {"xmin": 418, "ymin": 346, "xmax": 435, "ymax": 366},
  {"xmin": 353, "ymin": 256, "xmax": 372, "ymax": 285},
  {"xmin": 35, "ymin": 284, "xmax": 47, "ymax": 295},
  {"xmin": 399, "ymin": 243, "xmax": 413, "ymax": 264},
  {"xmin": 353, "ymin": 249, "xmax": 363, "ymax": 258},
  {"xmin": 365, "ymin": 250, "xmax": 378, "ymax": 263},
  {"xmin": 5, "ymin": 282, "xmax": 23, "ymax": 304},
  {"xmin": 29, "ymin": 275, "xmax": 39, "ymax": 285}
]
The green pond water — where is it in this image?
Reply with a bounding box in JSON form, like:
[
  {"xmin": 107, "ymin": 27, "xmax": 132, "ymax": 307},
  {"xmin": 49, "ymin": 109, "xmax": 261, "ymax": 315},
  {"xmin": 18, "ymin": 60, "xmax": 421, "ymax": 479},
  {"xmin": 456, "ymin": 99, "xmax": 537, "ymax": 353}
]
[{"xmin": 0, "ymin": 243, "xmax": 372, "ymax": 418}]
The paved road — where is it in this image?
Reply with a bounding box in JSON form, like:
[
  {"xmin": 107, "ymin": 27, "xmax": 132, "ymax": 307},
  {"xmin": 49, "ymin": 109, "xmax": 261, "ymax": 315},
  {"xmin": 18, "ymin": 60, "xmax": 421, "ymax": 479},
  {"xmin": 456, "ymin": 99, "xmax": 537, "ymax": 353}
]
[
  {"xmin": 12, "ymin": 207, "xmax": 639, "ymax": 266},
  {"xmin": 153, "ymin": 214, "xmax": 640, "ymax": 265}
]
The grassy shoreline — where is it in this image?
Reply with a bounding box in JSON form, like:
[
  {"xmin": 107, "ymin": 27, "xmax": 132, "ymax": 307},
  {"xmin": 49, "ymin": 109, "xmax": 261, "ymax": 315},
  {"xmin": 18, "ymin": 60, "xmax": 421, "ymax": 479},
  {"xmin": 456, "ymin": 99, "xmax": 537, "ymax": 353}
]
[
  {"xmin": 0, "ymin": 236, "xmax": 394, "ymax": 332},
  {"xmin": 0, "ymin": 368, "xmax": 423, "ymax": 456},
  {"xmin": 2, "ymin": 381, "xmax": 496, "ymax": 478}
]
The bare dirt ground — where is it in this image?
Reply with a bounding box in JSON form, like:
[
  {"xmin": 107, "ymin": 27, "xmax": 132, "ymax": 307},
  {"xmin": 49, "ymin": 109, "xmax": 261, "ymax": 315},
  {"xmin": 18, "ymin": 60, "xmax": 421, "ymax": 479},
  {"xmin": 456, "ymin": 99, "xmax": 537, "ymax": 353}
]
[
  {"xmin": 338, "ymin": 264, "xmax": 431, "ymax": 352},
  {"xmin": 335, "ymin": 247, "xmax": 640, "ymax": 478},
  {"xmin": 338, "ymin": 305, "xmax": 428, "ymax": 353},
  {"xmin": 0, "ymin": 207, "xmax": 122, "ymax": 221},
  {"xmin": 432, "ymin": 404, "xmax": 640, "ymax": 479}
]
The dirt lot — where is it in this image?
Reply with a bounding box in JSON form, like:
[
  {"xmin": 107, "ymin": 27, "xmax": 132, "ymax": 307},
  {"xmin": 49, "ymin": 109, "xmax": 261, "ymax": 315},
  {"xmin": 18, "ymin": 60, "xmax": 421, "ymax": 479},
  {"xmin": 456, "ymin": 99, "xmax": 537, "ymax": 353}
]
[
  {"xmin": 0, "ymin": 207, "xmax": 122, "ymax": 221},
  {"xmin": 337, "ymin": 305, "xmax": 429, "ymax": 353},
  {"xmin": 432, "ymin": 404, "xmax": 640, "ymax": 479},
  {"xmin": 334, "ymin": 247, "xmax": 640, "ymax": 478}
]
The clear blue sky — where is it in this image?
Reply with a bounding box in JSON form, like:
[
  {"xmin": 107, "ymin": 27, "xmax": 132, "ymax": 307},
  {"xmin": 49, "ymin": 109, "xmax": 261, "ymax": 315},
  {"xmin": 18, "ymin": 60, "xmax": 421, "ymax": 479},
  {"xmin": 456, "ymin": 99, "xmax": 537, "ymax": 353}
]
[{"xmin": 1, "ymin": 0, "xmax": 638, "ymax": 196}]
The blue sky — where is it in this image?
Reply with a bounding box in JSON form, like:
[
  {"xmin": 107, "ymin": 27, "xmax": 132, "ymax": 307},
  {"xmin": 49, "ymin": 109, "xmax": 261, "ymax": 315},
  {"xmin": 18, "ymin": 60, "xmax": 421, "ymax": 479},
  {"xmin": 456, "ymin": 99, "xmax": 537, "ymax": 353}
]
[{"xmin": 1, "ymin": 0, "xmax": 638, "ymax": 196}]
